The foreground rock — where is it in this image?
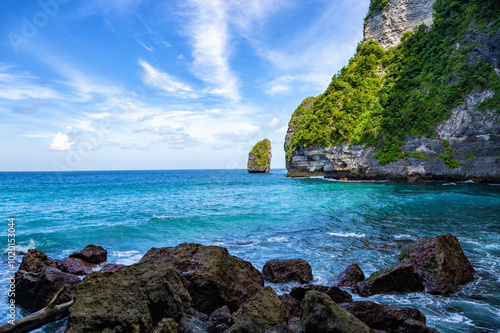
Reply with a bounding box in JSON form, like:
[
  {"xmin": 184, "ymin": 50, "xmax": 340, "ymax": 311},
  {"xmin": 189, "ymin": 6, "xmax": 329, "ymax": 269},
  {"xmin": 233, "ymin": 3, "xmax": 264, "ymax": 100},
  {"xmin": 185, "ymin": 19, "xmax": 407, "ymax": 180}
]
[
  {"xmin": 290, "ymin": 284, "xmax": 353, "ymax": 303},
  {"xmin": 340, "ymin": 301, "xmax": 438, "ymax": 333},
  {"xmin": 140, "ymin": 243, "xmax": 264, "ymax": 313},
  {"xmin": 69, "ymin": 244, "xmax": 108, "ymax": 264},
  {"xmin": 300, "ymin": 290, "xmax": 370, "ymax": 333},
  {"xmin": 226, "ymin": 286, "xmax": 288, "ymax": 333},
  {"xmin": 354, "ymin": 234, "xmax": 475, "ymax": 296},
  {"xmin": 262, "ymin": 258, "xmax": 313, "ymax": 283},
  {"xmin": 248, "ymin": 139, "xmax": 272, "ymax": 173},
  {"xmin": 18, "ymin": 249, "xmax": 60, "ymax": 273},
  {"xmin": 66, "ymin": 259, "xmax": 193, "ymax": 332},
  {"xmin": 58, "ymin": 257, "xmax": 96, "ymax": 275},
  {"xmin": 337, "ymin": 263, "xmax": 365, "ymax": 287}
]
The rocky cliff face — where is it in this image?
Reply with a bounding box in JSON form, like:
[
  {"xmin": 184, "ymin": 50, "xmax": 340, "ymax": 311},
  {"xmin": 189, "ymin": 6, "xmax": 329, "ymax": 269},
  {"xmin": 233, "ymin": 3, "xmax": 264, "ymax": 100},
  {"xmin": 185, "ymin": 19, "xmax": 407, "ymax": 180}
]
[
  {"xmin": 248, "ymin": 139, "xmax": 272, "ymax": 173},
  {"xmin": 286, "ymin": 91, "xmax": 500, "ymax": 181},
  {"xmin": 364, "ymin": 0, "xmax": 436, "ymax": 48}
]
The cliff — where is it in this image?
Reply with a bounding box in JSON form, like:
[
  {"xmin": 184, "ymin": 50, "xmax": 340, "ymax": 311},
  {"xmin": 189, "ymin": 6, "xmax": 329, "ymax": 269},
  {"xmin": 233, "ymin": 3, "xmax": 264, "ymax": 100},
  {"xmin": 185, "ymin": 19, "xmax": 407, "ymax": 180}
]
[
  {"xmin": 285, "ymin": 0, "xmax": 500, "ymax": 182},
  {"xmin": 248, "ymin": 139, "xmax": 272, "ymax": 173}
]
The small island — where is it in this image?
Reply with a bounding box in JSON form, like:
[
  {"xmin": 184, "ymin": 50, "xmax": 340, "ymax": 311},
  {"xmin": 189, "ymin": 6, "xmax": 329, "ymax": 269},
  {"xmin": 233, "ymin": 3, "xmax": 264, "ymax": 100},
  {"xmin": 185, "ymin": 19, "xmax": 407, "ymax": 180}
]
[{"xmin": 247, "ymin": 139, "xmax": 272, "ymax": 173}]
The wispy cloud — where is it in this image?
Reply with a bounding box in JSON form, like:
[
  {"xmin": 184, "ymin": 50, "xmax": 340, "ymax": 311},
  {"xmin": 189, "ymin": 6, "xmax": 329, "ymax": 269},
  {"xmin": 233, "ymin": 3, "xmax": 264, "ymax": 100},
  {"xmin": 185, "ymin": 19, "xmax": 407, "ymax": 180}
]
[
  {"xmin": 138, "ymin": 59, "xmax": 199, "ymax": 98},
  {"xmin": 138, "ymin": 125, "xmax": 200, "ymax": 149},
  {"xmin": 12, "ymin": 101, "xmax": 46, "ymax": 114},
  {"xmin": 0, "ymin": 69, "xmax": 61, "ymax": 101}
]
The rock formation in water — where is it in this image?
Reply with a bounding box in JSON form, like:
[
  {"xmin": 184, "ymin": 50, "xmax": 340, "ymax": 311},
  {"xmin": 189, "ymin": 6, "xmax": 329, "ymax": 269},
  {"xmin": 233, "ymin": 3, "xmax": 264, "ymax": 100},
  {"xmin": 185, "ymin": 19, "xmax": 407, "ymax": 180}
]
[
  {"xmin": 285, "ymin": 0, "xmax": 500, "ymax": 182},
  {"xmin": 248, "ymin": 139, "xmax": 272, "ymax": 173}
]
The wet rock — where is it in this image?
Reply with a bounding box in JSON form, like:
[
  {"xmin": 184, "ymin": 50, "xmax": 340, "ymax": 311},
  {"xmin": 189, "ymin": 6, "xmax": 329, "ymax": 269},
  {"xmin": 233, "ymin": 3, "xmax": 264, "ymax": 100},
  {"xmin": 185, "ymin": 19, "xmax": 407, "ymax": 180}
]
[
  {"xmin": 100, "ymin": 263, "xmax": 126, "ymax": 273},
  {"xmin": 248, "ymin": 139, "xmax": 272, "ymax": 173},
  {"xmin": 353, "ymin": 261, "xmax": 425, "ymax": 297},
  {"xmin": 300, "ymin": 290, "xmax": 370, "ymax": 333},
  {"xmin": 194, "ymin": 310, "xmax": 209, "ymax": 322},
  {"xmin": 262, "ymin": 259, "xmax": 313, "ymax": 284},
  {"xmin": 354, "ymin": 234, "xmax": 475, "ymax": 296},
  {"xmin": 153, "ymin": 318, "xmax": 178, "ymax": 333},
  {"xmin": 58, "ymin": 257, "xmax": 96, "ymax": 275},
  {"xmin": 140, "ymin": 243, "xmax": 264, "ymax": 313},
  {"xmin": 178, "ymin": 315, "xmax": 209, "ymax": 333},
  {"xmin": 339, "ymin": 301, "xmax": 438, "ymax": 332},
  {"xmin": 291, "ymin": 284, "xmax": 352, "ymax": 303},
  {"xmin": 16, "ymin": 267, "xmax": 80, "ymax": 312},
  {"xmin": 337, "ymin": 263, "xmax": 365, "ymax": 287},
  {"xmin": 207, "ymin": 305, "xmax": 231, "ymax": 333},
  {"xmin": 227, "ymin": 286, "xmax": 288, "ymax": 333},
  {"xmin": 65, "ymin": 259, "xmax": 193, "ymax": 333},
  {"xmin": 18, "ymin": 249, "xmax": 60, "ymax": 273},
  {"xmin": 69, "ymin": 244, "xmax": 107, "ymax": 264},
  {"xmin": 279, "ymin": 294, "xmax": 301, "ymax": 317}
]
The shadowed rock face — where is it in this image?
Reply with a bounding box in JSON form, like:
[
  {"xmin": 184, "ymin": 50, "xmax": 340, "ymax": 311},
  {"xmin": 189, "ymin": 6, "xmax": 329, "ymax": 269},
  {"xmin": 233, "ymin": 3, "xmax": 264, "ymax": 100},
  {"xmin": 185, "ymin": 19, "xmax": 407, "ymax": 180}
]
[
  {"xmin": 262, "ymin": 259, "xmax": 313, "ymax": 284},
  {"xmin": 65, "ymin": 259, "xmax": 193, "ymax": 333},
  {"xmin": 140, "ymin": 243, "xmax": 264, "ymax": 313},
  {"xmin": 290, "ymin": 285, "xmax": 353, "ymax": 304},
  {"xmin": 337, "ymin": 263, "xmax": 365, "ymax": 287},
  {"xmin": 18, "ymin": 249, "xmax": 60, "ymax": 273},
  {"xmin": 353, "ymin": 234, "xmax": 475, "ymax": 296},
  {"xmin": 286, "ymin": 91, "xmax": 500, "ymax": 182},
  {"xmin": 69, "ymin": 244, "xmax": 107, "ymax": 264}
]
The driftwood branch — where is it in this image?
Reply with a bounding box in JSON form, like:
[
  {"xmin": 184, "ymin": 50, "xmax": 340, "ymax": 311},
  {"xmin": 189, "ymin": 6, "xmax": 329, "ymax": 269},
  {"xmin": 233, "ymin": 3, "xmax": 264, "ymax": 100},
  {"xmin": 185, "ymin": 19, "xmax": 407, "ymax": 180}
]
[{"xmin": 0, "ymin": 285, "xmax": 73, "ymax": 333}]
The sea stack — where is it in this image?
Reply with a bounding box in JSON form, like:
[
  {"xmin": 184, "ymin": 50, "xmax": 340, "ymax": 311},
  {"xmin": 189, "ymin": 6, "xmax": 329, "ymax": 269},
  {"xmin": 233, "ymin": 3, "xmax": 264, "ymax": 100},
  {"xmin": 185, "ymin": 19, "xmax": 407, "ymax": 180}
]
[{"xmin": 248, "ymin": 139, "xmax": 272, "ymax": 173}]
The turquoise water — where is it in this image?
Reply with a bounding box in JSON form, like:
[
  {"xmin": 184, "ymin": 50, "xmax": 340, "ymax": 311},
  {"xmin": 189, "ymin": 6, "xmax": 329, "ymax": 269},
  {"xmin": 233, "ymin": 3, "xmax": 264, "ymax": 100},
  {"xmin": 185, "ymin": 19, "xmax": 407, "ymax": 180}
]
[{"xmin": 0, "ymin": 170, "xmax": 499, "ymax": 332}]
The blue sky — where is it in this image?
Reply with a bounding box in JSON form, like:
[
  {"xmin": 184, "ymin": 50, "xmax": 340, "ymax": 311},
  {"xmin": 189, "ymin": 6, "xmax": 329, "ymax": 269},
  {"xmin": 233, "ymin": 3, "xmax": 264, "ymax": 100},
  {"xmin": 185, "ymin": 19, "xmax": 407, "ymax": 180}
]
[{"xmin": 1, "ymin": 0, "xmax": 369, "ymax": 171}]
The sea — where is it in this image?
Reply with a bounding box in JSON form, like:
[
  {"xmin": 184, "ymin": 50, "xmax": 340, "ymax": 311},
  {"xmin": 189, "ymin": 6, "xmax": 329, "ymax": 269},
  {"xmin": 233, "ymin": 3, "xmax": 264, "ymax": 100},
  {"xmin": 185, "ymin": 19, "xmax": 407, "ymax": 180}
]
[{"xmin": 0, "ymin": 169, "xmax": 499, "ymax": 332}]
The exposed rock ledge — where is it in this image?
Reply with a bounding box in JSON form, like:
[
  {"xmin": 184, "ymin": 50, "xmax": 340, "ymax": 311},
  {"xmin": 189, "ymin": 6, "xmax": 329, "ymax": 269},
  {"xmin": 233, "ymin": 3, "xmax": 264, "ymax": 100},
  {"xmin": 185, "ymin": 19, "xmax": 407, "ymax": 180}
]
[
  {"xmin": 364, "ymin": 0, "xmax": 436, "ymax": 49},
  {"xmin": 286, "ymin": 91, "xmax": 500, "ymax": 182}
]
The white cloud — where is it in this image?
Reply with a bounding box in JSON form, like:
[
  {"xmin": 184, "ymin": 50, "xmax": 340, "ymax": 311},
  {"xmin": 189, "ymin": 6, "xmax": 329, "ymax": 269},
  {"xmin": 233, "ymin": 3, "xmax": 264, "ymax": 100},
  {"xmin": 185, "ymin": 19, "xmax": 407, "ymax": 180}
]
[
  {"xmin": 139, "ymin": 59, "xmax": 199, "ymax": 98},
  {"xmin": 49, "ymin": 132, "xmax": 75, "ymax": 151},
  {"xmin": 137, "ymin": 40, "xmax": 154, "ymax": 52},
  {"xmin": 0, "ymin": 69, "xmax": 61, "ymax": 101}
]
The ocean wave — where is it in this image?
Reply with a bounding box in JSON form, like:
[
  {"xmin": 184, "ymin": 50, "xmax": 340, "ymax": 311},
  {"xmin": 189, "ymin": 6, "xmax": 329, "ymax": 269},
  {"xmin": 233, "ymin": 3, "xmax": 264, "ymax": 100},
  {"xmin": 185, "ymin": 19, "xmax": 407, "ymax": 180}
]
[
  {"xmin": 151, "ymin": 215, "xmax": 172, "ymax": 220},
  {"xmin": 394, "ymin": 234, "xmax": 419, "ymax": 241},
  {"xmin": 111, "ymin": 250, "xmax": 143, "ymax": 265},
  {"xmin": 267, "ymin": 236, "xmax": 289, "ymax": 243},
  {"xmin": 4, "ymin": 239, "xmax": 36, "ymax": 254},
  {"xmin": 443, "ymin": 182, "xmax": 457, "ymax": 186},
  {"xmin": 327, "ymin": 232, "xmax": 365, "ymax": 238}
]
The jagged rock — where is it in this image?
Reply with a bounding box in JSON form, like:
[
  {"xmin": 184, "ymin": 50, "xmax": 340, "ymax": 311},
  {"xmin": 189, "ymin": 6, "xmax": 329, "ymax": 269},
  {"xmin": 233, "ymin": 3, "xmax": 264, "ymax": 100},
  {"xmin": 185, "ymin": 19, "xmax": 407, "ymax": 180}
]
[
  {"xmin": 279, "ymin": 294, "xmax": 301, "ymax": 318},
  {"xmin": 364, "ymin": 0, "xmax": 436, "ymax": 49},
  {"xmin": 248, "ymin": 139, "xmax": 272, "ymax": 173},
  {"xmin": 140, "ymin": 243, "xmax": 264, "ymax": 313},
  {"xmin": 58, "ymin": 257, "xmax": 97, "ymax": 275},
  {"xmin": 227, "ymin": 286, "xmax": 288, "ymax": 333},
  {"xmin": 337, "ymin": 263, "xmax": 365, "ymax": 287},
  {"xmin": 153, "ymin": 318, "xmax": 178, "ymax": 333},
  {"xmin": 194, "ymin": 310, "xmax": 209, "ymax": 322},
  {"xmin": 65, "ymin": 259, "xmax": 193, "ymax": 333},
  {"xmin": 339, "ymin": 301, "xmax": 438, "ymax": 332},
  {"xmin": 100, "ymin": 263, "xmax": 126, "ymax": 273},
  {"xmin": 354, "ymin": 234, "xmax": 475, "ymax": 296},
  {"xmin": 16, "ymin": 267, "xmax": 80, "ymax": 312},
  {"xmin": 18, "ymin": 249, "xmax": 60, "ymax": 273},
  {"xmin": 178, "ymin": 316, "xmax": 209, "ymax": 333},
  {"xmin": 300, "ymin": 290, "xmax": 370, "ymax": 333},
  {"xmin": 69, "ymin": 244, "xmax": 107, "ymax": 264},
  {"xmin": 353, "ymin": 261, "xmax": 425, "ymax": 297},
  {"xmin": 207, "ymin": 305, "xmax": 231, "ymax": 333},
  {"xmin": 262, "ymin": 259, "xmax": 313, "ymax": 283},
  {"xmin": 291, "ymin": 284, "xmax": 352, "ymax": 303}
]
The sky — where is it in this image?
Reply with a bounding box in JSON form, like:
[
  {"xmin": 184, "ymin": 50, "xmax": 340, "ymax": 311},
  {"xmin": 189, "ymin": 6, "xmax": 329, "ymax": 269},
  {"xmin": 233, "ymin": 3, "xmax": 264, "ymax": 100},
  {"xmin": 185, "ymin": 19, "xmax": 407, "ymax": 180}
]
[{"xmin": 0, "ymin": 0, "xmax": 369, "ymax": 171}]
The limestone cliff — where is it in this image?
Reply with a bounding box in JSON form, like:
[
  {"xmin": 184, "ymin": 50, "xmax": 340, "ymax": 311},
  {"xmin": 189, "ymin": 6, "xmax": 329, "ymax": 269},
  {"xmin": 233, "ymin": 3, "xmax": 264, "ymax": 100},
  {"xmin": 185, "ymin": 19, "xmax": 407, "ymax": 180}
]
[
  {"xmin": 248, "ymin": 139, "xmax": 272, "ymax": 173},
  {"xmin": 364, "ymin": 0, "xmax": 436, "ymax": 49},
  {"xmin": 285, "ymin": 0, "xmax": 500, "ymax": 182}
]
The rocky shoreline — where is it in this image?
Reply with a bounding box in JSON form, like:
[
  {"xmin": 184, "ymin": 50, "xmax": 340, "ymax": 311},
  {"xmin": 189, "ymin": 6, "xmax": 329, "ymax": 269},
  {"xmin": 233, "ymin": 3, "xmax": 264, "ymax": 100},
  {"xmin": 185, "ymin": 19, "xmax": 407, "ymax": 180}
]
[{"xmin": 9, "ymin": 234, "xmax": 476, "ymax": 332}]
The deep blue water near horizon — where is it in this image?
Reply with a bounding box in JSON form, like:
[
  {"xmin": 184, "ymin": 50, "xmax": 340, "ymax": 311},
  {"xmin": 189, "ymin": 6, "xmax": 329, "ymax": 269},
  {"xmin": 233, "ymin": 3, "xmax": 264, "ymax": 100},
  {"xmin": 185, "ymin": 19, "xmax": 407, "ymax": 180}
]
[{"xmin": 0, "ymin": 169, "xmax": 499, "ymax": 332}]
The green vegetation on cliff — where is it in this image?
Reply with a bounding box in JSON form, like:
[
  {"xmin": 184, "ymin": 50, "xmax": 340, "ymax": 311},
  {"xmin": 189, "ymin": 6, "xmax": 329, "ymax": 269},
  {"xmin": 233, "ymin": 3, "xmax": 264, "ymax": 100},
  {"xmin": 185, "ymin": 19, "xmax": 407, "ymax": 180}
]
[
  {"xmin": 249, "ymin": 139, "xmax": 271, "ymax": 169},
  {"xmin": 286, "ymin": 0, "xmax": 500, "ymax": 166},
  {"xmin": 368, "ymin": 0, "xmax": 390, "ymax": 15}
]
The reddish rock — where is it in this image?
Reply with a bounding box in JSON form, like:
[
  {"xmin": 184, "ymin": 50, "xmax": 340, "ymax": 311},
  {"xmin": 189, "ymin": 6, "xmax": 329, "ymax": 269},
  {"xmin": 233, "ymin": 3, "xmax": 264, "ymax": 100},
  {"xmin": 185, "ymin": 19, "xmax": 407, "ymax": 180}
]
[
  {"xmin": 337, "ymin": 263, "xmax": 365, "ymax": 287},
  {"xmin": 207, "ymin": 305, "xmax": 231, "ymax": 333},
  {"xmin": 262, "ymin": 259, "xmax": 313, "ymax": 284},
  {"xmin": 58, "ymin": 257, "xmax": 96, "ymax": 275},
  {"xmin": 339, "ymin": 301, "xmax": 438, "ymax": 333},
  {"xmin": 140, "ymin": 243, "xmax": 264, "ymax": 313},
  {"xmin": 18, "ymin": 249, "xmax": 60, "ymax": 273},
  {"xmin": 69, "ymin": 244, "xmax": 107, "ymax": 264},
  {"xmin": 291, "ymin": 284, "xmax": 352, "ymax": 303}
]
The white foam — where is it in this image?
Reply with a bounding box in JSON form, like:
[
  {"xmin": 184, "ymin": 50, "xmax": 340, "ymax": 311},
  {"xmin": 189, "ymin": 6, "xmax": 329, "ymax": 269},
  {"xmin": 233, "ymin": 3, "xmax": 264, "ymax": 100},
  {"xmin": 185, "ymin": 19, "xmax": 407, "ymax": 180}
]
[
  {"xmin": 463, "ymin": 180, "xmax": 475, "ymax": 183},
  {"xmin": 443, "ymin": 182, "xmax": 457, "ymax": 186},
  {"xmin": 394, "ymin": 234, "xmax": 418, "ymax": 241},
  {"xmin": 111, "ymin": 250, "xmax": 143, "ymax": 265},
  {"xmin": 327, "ymin": 232, "xmax": 365, "ymax": 238},
  {"xmin": 267, "ymin": 236, "xmax": 289, "ymax": 243},
  {"xmin": 5, "ymin": 239, "xmax": 36, "ymax": 254},
  {"xmin": 151, "ymin": 215, "xmax": 172, "ymax": 220}
]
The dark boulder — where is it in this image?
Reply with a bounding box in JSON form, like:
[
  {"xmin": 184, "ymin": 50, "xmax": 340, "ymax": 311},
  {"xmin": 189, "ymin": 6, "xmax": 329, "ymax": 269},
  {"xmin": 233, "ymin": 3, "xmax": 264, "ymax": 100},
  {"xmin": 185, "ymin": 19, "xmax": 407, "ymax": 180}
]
[
  {"xmin": 279, "ymin": 294, "xmax": 301, "ymax": 318},
  {"xmin": 300, "ymin": 290, "xmax": 370, "ymax": 333},
  {"xmin": 339, "ymin": 301, "xmax": 438, "ymax": 332},
  {"xmin": 58, "ymin": 257, "xmax": 96, "ymax": 275},
  {"xmin": 262, "ymin": 259, "xmax": 313, "ymax": 284},
  {"xmin": 16, "ymin": 267, "xmax": 80, "ymax": 312},
  {"xmin": 18, "ymin": 249, "xmax": 60, "ymax": 273},
  {"xmin": 153, "ymin": 318, "xmax": 178, "ymax": 333},
  {"xmin": 140, "ymin": 243, "xmax": 264, "ymax": 313},
  {"xmin": 69, "ymin": 244, "xmax": 107, "ymax": 264},
  {"xmin": 354, "ymin": 234, "xmax": 475, "ymax": 296},
  {"xmin": 337, "ymin": 263, "xmax": 365, "ymax": 287},
  {"xmin": 100, "ymin": 263, "xmax": 126, "ymax": 273},
  {"xmin": 291, "ymin": 284, "xmax": 352, "ymax": 303},
  {"xmin": 178, "ymin": 315, "xmax": 209, "ymax": 333},
  {"xmin": 65, "ymin": 259, "xmax": 193, "ymax": 333},
  {"xmin": 226, "ymin": 286, "xmax": 288, "ymax": 333},
  {"xmin": 207, "ymin": 306, "xmax": 231, "ymax": 333}
]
